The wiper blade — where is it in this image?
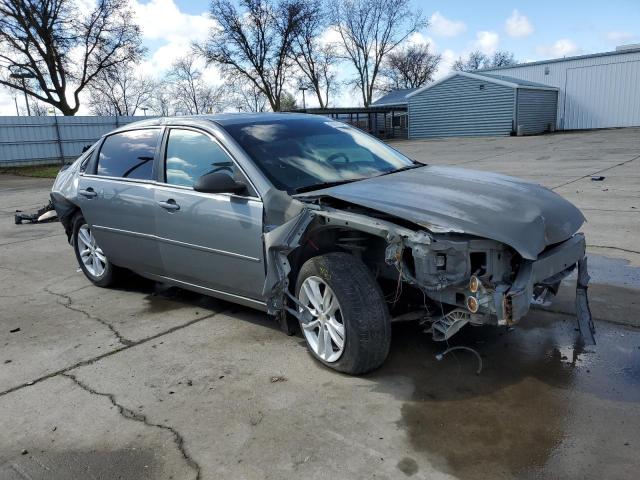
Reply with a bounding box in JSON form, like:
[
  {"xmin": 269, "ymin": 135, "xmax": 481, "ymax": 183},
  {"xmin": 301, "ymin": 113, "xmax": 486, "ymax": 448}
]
[
  {"xmin": 294, "ymin": 178, "xmax": 364, "ymax": 193},
  {"xmin": 375, "ymin": 163, "xmax": 423, "ymax": 178}
]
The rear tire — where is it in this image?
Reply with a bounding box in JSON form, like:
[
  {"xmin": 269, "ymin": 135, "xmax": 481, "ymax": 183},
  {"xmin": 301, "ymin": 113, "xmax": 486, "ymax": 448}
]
[
  {"xmin": 295, "ymin": 253, "xmax": 391, "ymax": 375},
  {"xmin": 72, "ymin": 213, "xmax": 118, "ymax": 287}
]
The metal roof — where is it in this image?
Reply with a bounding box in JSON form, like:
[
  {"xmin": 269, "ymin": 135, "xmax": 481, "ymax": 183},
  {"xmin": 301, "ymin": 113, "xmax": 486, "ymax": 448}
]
[
  {"xmin": 474, "ymin": 73, "xmax": 557, "ymax": 89},
  {"xmin": 406, "ymin": 71, "xmax": 557, "ymax": 99},
  {"xmin": 371, "ymin": 88, "xmax": 417, "ymax": 106},
  {"xmin": 298, "ymin": 106, "xmax": 407, "ymax": 114},
  {"xmin": 477, "ymin": 46, "xmax": 640, "ymax": 72}
]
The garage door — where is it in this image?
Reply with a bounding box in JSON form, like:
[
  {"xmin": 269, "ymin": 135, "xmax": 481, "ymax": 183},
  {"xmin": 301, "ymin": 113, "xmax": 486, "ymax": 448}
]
[{"xmin": 564, "ymin": 61, "xmax": 640, "ymax": 129}]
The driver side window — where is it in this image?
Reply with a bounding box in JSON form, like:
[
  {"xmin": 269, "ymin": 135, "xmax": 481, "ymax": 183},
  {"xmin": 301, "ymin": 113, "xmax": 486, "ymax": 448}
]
[{"xmin": 165, "ymin": 129, "xmax": 238, "ymax": 188}]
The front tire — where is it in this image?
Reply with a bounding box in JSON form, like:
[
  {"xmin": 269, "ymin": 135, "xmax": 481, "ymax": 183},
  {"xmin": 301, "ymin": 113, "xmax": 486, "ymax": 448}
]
[
  {"xmin": 295, "ymin": 253, "xmax": 391, "ymax": 375},
  {"xmin": 72, "ymin": 214, "xmax": 117, "ymax": 287}
]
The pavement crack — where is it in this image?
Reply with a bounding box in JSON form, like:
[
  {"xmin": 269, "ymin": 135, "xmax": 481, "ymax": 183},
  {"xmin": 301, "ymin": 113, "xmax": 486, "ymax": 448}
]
[
  {"xmin": 587, "ymin": 244, "xmax": 640, "ymax": 256},
  {"xmin": 0, "ymin": 310, "xmax": 222, "ymax": 398},
  {"xmin": 43, "ymin": 285, "xmax": 134, "ymax": 347},
  {"xmin": 551, "ymin": 153, "xmax": 640, "ymax": 190},
  {"xmin": 62, "ymin": 372, "xmax": 201, "ymax": 480},
  {"xmin": 0, "ymin": 233, "xmax": 66, "ymax": 247}
]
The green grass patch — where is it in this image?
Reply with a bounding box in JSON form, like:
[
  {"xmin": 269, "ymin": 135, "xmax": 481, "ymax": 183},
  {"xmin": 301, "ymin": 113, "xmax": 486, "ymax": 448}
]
[{"xmin": 0, "ymin": 165, "xmax": 61, "ymax": 178}]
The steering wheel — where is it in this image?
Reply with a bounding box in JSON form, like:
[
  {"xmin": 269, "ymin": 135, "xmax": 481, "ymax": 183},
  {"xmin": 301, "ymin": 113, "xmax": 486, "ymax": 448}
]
[{"xmin": 327, "ymin": 152, "xmax": 349, "ymax": 164}]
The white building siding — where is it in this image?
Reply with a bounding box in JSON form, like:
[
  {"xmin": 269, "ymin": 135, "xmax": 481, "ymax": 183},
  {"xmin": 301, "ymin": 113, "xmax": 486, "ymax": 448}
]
[{"xmin": 482, "ymin": 50, "xmax": 640, "ymax": 130}]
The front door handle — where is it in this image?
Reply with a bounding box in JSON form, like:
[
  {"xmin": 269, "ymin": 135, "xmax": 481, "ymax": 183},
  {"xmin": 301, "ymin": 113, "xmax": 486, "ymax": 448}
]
[
  {"xmin": 157, "ymin": 199, "xmax": 180, "ymax": 211},
  {"xmin": 79, "ymin": 188, "xmax": 97, "ymax": 198}
]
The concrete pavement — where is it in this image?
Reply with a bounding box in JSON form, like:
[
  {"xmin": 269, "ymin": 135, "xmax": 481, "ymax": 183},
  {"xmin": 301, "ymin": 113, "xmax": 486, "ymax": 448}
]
[{"xmin": 1, "ymin": 128, "xmax": 639, "ymax": 479}]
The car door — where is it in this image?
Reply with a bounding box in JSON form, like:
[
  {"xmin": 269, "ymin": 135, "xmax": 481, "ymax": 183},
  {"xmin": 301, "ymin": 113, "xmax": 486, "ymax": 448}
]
[
  {"xmin": 77, "ymin": 128, "xmax": 163, "ymax": 274},
  {"xmin": 154, "ymin": 127, "xmax": 265, "ymax": 301}
]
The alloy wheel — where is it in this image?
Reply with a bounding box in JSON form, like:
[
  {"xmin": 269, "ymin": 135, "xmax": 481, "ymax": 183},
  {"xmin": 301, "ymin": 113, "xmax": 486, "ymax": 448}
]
[
  {"xmin": 298, "ymin": 276, "xmax": 345, "ymax": 362},
  {"xmin": 77, "ymin": 224, "xmax": 106, "ymax": 278}
]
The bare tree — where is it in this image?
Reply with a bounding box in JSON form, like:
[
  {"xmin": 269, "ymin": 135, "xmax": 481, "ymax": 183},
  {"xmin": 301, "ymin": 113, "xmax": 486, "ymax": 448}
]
[
  {"xmin": 279, "ymin": 91, "xmax": 298, "ymax": 111},
  {"xmin": 88, "ymin": 65, "xmax": 154, "ymax": 116},
  {"xmin": 168, "ymin": 55, "xmax": 225, "ymax": 115},
  {"xmin": 382, "ymin": 43, "xmax": 441, "ymax": 90},
  {"xmin": 228, "ymin": 82, "xmax": 269, "ymax": 112},
  {"xmin": 0, "ymin": 0, "xmax": 143, "ymax": 115},
  {"xmin": 490, "ymin": 51, "xmax": 517, "ymax": 68},
  {"xmin": 452, "ymin": 50, "xmax": 517, "ymax": 71},
  {"xmin": 329, "ymin": 0, "xmax": 426, "ymax": 106},
  {"xmin": 29, "ymin": 100, "xmax": 49, "ymax": 116},
  {"xmin": 452, "ymin": 51, "xmax": 489, "ymax": 71},
  {"xmin": 290, "ymin": 1, "xmax": 338, "ymax": 108},
  {"xmin": 200, "ymin": 0, "xmax": 306, "ymax": 111},
  {"xmin": 149, "ymin": 81, "xmax": 174, "ymax": 116}
]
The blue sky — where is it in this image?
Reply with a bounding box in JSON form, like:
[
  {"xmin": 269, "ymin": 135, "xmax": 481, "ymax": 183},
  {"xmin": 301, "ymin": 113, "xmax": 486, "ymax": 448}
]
[
  {"xmin": 1, "ymin": 0, "xmax": 638, "ymax": 113},
  {"xmin": 168, "ymin": 0, "xmax": 640, "ymax": 63}
]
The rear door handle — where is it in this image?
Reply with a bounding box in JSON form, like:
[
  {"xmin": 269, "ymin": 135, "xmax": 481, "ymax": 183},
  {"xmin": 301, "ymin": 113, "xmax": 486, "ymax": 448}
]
[
  {"xmin": 157, "ymin": 199, "xmax": 180, "ymax": 211},
  {"xmin": 79, "ymin": 188, "xmax": 97, "ymax": 198}
]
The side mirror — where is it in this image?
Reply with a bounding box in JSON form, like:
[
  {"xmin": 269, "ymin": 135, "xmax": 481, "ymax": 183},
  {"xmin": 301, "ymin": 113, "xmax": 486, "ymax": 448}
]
[{"xmin": 193, "ymin": 172, "xmax": 247, "ymax": 194}]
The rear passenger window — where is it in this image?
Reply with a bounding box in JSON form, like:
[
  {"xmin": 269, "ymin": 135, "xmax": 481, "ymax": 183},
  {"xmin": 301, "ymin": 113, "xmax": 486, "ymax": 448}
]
[
  {"xmin": 165, "ymin": 129, "xmax": 239, "ymax": 187},
  {"xmin": 97, "ymin": 129, "xmax": 160, "ymax": 180}
]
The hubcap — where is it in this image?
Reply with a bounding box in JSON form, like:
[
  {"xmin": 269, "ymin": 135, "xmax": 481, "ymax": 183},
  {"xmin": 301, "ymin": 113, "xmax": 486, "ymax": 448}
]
[
  {"xmin": 298, "ymin": 276, "xmax": 345, "ymax": 363},
  {"xmin": 77, "ymin": 224, "xmax": 106, "ymax": 278}
]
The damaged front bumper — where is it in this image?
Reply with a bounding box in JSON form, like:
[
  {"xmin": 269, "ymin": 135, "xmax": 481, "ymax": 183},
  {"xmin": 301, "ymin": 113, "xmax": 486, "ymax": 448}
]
[
  {"xmin": 500, "ymin": 233, "xmax": 596, "ymax": 344},
  {"xmin": 499, "ymin": 233, "xmax": 586, "ymax": 323}
]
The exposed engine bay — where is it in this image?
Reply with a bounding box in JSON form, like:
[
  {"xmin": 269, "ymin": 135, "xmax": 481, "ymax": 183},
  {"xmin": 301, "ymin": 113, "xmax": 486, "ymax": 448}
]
[{"xmin": 263, "ymin": 196, "xmax": 595, "ymax": 345}]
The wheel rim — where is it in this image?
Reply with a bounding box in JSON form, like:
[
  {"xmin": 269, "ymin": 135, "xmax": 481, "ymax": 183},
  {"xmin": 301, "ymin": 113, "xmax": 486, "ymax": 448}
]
[
  {"xmin": 298, "ymin": 276, "xmax": 345, "ymax": 363},
  {"xmin": 77, "ymin": 224, "xmax": 106, "ymax": 278}
]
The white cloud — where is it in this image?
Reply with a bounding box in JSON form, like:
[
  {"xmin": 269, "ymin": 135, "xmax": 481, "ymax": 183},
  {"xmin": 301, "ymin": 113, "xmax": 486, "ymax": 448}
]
[
  {"xmin": 505, "ymin": 10, "xmax": 534, "ymax": 38},
  {"xmin": 606, "ymin": 31, "xmax": 636, "ymax": 43},
  {"xmin": 429, "ymin": 12, "xmax": 467, "ymax": 37},
  {"xmin": 434, "ymin": 49, "xmax": 458, "ymax": 79},
  {"xmin": 405, "ymin": 32, "xmax": 437, "ymax": 50},
  {"xmin": 474, "ymin": 31, "xmax": 499, "ymax": 55},
  {"xmin": 131, "ymin": 0, "xmax": 222, "ymax": 83},
  {"xmin": 132, "ymin": 0, "xmax": 213, "ymax": 44},
  {"xmin": 536, "ymin": 39, "xmax": 578, "ymax": 58}
]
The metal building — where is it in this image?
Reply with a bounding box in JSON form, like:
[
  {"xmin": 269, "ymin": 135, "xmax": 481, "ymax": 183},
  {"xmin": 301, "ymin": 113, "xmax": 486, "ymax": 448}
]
[
  {"xmin": 479, "ymin": 45, "xmax": 640, "ymax": 130},
  {"xmin": 406, "ymin": 71, "xmax": 558, "ymax": 138}
]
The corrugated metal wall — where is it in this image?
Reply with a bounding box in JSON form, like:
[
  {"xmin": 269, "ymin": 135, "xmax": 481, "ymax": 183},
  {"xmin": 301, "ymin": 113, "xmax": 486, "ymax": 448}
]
[
  {"xmin": 0, "ymin": 116, "xmax": 142, "ymax": 166},
  {"xmin": 408, "ymin": 75, "xmax": 515, "ymax": 138},
  {"xmin": 516, "ymin": 89, "xmax": 558, "ymax": 135},
  {"xmin": 482, "ymin": 50, "xmax": 640, "ymax": 129}
]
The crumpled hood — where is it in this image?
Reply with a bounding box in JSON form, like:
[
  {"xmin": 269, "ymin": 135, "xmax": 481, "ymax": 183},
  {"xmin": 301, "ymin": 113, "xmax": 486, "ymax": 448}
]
[{"xmin": 301, "ymin": 166, "xmax": 585, "ymax": 259}]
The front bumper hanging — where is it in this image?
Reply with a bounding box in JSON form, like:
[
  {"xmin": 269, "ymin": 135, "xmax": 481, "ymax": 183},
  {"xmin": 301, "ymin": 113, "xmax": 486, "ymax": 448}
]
[{"xmin": 576, "ymin": 256, "xmax": 596, "ymax": 345}]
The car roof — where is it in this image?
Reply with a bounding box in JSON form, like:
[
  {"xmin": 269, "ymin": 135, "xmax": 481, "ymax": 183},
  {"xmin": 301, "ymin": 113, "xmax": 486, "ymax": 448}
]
[{"xmin": 112, "ymin": 112, "xmax": 325, "ymax": 132}]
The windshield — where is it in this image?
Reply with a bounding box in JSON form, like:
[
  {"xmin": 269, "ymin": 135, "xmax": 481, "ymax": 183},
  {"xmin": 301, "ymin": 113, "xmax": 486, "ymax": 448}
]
[{"xmin": 222, "ymin": 117, "xmax": 416, "ymax": 193}]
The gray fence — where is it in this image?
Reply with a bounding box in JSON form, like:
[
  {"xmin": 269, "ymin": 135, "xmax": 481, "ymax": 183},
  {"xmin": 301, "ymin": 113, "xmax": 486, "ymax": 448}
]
[{"xmin": 0, "ymin": 116, "xmax": 146, "ymax": 167}]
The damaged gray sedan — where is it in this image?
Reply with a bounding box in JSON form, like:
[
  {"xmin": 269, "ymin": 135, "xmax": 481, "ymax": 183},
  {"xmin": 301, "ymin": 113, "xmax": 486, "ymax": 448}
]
[{"xmin": 51, "ymin": 114, "xmax": 595, "ymax": 374}]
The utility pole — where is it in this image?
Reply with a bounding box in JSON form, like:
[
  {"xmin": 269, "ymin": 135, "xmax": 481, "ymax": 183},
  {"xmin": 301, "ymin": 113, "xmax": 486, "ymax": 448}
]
[
  {"xmin": 9, "ymin": 70, "xmax": 36, "ymax": 116},
  {"xmin": 299, "ymin": 86, "xmax": 308, "ymax": 110}
]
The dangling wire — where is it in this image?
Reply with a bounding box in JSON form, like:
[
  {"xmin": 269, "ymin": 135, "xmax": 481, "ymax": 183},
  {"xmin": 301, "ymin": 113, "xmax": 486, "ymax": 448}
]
[{"xmin": 435, "ymin": 346, "xmax": 483, "ymax": 375}]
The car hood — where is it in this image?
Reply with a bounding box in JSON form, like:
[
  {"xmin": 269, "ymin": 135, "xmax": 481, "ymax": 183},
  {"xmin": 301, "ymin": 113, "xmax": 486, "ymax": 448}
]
[{"xmin": 300, "ymin": 165, "xmax": 585, "ymax": 259}]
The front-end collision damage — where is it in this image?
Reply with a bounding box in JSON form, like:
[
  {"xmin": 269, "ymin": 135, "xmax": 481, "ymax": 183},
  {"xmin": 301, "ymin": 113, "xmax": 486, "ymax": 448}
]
[{"xmin": 262, "ymin": 196, "xmax": 595, "ymax": 345}]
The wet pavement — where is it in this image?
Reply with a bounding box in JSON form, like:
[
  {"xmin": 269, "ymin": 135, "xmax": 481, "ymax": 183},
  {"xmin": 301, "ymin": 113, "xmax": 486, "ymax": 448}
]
[{"xmin": 374, "ymin": 316, "xmax": 640, "ymax": 479}]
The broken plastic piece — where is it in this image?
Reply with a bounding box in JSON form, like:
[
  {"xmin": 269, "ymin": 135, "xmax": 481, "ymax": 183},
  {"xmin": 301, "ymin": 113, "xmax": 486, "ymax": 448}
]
[
  {"xmin": 576, "ymin": 256, "xmax": 596, "ymax": 345},
  {"xmin": 14, "ymin": 200, "xmax": 57, "ymax": 225}
]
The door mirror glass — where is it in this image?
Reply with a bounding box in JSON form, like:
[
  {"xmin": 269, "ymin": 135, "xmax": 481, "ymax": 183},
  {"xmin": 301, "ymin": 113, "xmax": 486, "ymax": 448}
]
[{"xmin": 194, "ymin": 172, "xmax": 247, "ymax": 194}]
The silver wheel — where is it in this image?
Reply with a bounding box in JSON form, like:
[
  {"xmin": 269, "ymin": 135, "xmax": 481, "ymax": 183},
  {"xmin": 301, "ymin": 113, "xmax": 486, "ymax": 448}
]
[
  {"xmin": 76, "ymin": 224, "xmax": 106, "ymax": 278},
  {"xmin": 298, "ymin": 276, "xmax": 345, "ymax": 363}
]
